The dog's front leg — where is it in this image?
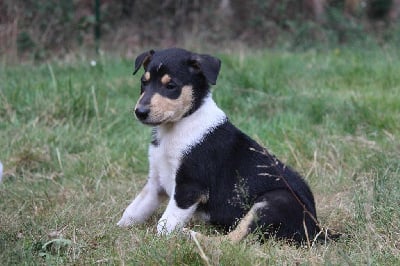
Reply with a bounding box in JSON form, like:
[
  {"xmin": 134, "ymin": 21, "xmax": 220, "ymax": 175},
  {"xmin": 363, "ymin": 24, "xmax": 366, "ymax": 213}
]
[
  {"xmin": 117, "ymin": 178, "xmax": 163, "ymax": 227},
  {"xmin": 157, "ymin": 197, "xmax": 198, "ymax": 235}
]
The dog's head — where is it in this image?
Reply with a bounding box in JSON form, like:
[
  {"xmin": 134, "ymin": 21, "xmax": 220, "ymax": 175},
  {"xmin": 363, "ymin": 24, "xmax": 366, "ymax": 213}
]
[{"xmin": 132, "ymin": 48, "xmax": 221, "ymax": 126}]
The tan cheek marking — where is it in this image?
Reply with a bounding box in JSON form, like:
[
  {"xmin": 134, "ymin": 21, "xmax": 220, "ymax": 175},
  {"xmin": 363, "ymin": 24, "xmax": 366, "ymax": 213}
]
[
  {"xmin": 179, "ymin": 86, "xmax": 194, "ymax": 110},
  {"xmin": 161, "ymin": 74, "xmax": 171, "ymax": 85},
  {"xmin": 144, "ymin": 71, "xmax": 150, "ymax": 81},
  {"xmin": 150, "ymin": 94, "xmax": 170, "ymax": 114},
  {"xmin": 149, "ymin": 86, "xmax": 193, "ymax": 122}
]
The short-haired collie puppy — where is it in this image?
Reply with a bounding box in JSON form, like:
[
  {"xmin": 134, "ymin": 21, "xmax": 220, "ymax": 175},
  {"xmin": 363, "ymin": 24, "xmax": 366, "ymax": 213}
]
[{"xmin": 118, "ymin": 48, "xmax": 325, "ymax": 244}]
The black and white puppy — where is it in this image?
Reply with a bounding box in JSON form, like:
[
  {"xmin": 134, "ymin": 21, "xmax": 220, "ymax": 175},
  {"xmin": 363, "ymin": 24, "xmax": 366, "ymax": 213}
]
[{"xmin": 117, "ymin": 48, "xmax": 320, "ymax": 244}]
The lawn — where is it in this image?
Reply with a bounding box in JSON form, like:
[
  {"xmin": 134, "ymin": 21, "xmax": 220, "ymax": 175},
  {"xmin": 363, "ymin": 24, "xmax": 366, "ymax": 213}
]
[{"xmin": 0, "ymin": 46, "xmax": 399, "ymax": 265}]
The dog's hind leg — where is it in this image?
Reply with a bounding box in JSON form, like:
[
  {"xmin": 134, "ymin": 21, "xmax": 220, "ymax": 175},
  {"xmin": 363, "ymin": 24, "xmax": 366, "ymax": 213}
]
[
  {"xmin": 253, "ymin": 189, "xmax": 318, "ymax": 243},
  {"xmin": 224, "ymin": 201, "xmax": 268, "ymax": 243},
  {"xmin": 190, "ymin": 189, "xmax": 317, "ymax": 244},
  {"xmin": 190, "ymin": 201, "xmax": 268, "ymax": 244}
]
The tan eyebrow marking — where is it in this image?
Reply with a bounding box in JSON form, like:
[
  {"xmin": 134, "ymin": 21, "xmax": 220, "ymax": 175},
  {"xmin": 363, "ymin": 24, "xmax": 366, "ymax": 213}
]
[
  {"xmin": 161, "ymin": 74, "xmax": 171, "ymax": 85},
  {"xmin": 144, "ymin": 71, "xmax": 150, "ymax": 81}
]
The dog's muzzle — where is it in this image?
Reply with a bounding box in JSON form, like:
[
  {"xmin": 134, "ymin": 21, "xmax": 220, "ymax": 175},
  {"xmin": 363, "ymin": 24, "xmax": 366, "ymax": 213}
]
[{"xmin": 135, "ymin": 105, "xmax": 150, "ymax": 121}]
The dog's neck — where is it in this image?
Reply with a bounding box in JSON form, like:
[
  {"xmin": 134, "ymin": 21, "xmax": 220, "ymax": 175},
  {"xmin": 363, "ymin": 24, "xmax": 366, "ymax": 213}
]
[{"xmin": 155, "ymin": 93, "xmax": 227, "ymax": 148}]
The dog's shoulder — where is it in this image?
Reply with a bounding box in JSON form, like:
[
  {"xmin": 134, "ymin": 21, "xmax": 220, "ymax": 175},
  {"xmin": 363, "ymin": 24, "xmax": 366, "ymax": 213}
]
[{"xmin": 154, "ymin": 94, "xmax": 226, "ymax": 154}]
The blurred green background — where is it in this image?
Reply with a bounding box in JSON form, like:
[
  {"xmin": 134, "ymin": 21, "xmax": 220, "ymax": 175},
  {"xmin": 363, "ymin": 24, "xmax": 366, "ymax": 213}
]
[{"xmin": 1, "ymin": 0, "xmax": 400, "ymax": 61}]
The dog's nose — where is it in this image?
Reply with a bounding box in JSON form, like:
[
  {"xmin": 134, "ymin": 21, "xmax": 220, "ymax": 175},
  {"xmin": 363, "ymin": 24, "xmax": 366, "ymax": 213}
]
[{"xmin": 135, "ymin": 105, "xmax": 150, "ymax": 120}]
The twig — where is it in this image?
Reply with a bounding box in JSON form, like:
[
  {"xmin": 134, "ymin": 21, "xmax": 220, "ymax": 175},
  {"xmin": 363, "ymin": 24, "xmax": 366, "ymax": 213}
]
[{"xmin": 190, "ymin": 231, "xmax": 211, "ymax": 266}]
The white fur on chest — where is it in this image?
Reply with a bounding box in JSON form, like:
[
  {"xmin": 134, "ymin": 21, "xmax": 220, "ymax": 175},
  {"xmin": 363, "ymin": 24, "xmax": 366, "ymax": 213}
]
[{"xmin": 148, "ymin": 95, "xmax": 226, "ymax": 196}]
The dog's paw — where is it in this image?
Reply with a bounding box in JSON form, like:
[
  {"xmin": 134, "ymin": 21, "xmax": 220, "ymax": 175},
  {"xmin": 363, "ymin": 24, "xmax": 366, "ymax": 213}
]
[
  {"xmin": 117, "ymin": 216, "xmax": 134, "ymax": 227},
  {"xmin": 156, "ymin": 218, "xmax": 182, "ymax": 235},
  {"xmin": 156, "ymin": 219, "xmax": 169, "ymax": 235},
  {"xmin": 117, "ymin": 205, "xmax": 147, "ymax": 227}
]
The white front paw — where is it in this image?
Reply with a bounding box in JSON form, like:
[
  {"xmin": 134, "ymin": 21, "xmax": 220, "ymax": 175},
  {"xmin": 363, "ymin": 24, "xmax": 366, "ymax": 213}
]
[
  {"xmin": 117, "ymin": 208, "xmax": 142, "ymax": 227},
  {"xmin": 117, "ymin": 215, "xmax": 134, "ymax": 227},
  {"xmin": 156, "ymin": 219, "xmax": 170, "ymax": 235},
  {"xmin": 157, "ymin": 217, "xmax": 182, "ymax": 235}
]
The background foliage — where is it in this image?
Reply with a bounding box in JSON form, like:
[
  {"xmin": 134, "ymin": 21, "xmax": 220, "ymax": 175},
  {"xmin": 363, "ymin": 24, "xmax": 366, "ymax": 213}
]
[{"xmin": 1, "ymin": 0, "xmax": 400, "ymax": 61}]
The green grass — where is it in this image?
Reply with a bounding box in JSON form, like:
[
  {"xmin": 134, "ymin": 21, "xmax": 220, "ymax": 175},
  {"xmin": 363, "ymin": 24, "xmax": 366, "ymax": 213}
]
[{"xmin": 1, "ymin": 46, "xmax": 400, "ymax": 265}]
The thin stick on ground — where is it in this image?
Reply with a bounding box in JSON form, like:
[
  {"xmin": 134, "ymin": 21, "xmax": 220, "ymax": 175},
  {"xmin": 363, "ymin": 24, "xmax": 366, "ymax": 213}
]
[{"xmin": 189, "ymin": 230, "xmax": 211, "ymax": 266}]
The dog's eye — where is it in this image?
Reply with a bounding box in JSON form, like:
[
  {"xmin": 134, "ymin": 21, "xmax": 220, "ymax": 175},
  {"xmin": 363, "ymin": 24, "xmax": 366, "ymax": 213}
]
[{"xmin": 166, "ymin": 82, "xmax": 176, "ymax": 90}]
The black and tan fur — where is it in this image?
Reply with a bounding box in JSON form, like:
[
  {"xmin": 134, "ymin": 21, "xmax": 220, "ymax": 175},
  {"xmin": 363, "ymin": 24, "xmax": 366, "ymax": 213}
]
[{"xmin": 117, "ymin": 48, "xmax": 332, "ymax": 245}]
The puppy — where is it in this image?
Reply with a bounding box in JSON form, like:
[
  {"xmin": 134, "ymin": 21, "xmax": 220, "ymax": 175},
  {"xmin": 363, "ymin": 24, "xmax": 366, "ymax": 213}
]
[{"xmin": 117, "ymin": 48, "xmax": 321, "ymax": 244}]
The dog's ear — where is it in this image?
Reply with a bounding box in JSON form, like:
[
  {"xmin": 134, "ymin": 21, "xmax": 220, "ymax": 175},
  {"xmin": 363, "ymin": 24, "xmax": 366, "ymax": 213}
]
[
  {"xmin": 133, "ymin": 50, "xmax": 155, "ymax": 75},
  {"xmin": 188, "ymin": 53, "xmax": 221, "ymax": 85}
]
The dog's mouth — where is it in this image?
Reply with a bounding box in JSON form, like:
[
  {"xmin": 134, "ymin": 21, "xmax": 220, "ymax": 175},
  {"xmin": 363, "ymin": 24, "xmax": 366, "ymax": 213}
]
[
  {"xmin": 139, "ymin": 120, "xmax": 163, "ymax": 126},
  {"xmin": 136, "ymin": 115, "xmax": 169, "ymax": 126}
]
